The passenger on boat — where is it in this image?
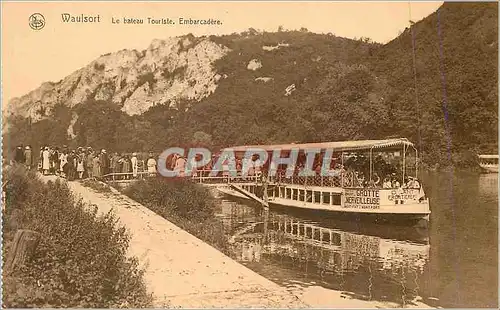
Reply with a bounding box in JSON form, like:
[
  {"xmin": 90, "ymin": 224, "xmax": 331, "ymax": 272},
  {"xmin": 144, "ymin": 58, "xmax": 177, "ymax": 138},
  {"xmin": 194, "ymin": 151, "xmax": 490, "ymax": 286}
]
[
  {"xmin": 236, "ymin": 158, "xmax": 243, "ymax": 175},
  {"xmin": 254, "ymin": 156, "xmax": 263, "ymax": 177},
  {"xmin": 405, "ymin": 176, "xmax": 421, "ymax": 189},
  {"xmin": 382, "ymin": 177, "xmax": 392, "ymax": 188},
  {"xmin": 368, "ymin": 173, "xmax": 381, "ymax": 188},
  {"xmin": 222, "ymin": 158, "xmax": 230, "ymax": 178},
  {"xmin": 189, "ymin": 155, "xmax": 198, "ymax": 177},
  {"xmin": 175, "ymin": 155, "xmax": 187, "ymax": 177},
  {"xmin": 391, "ymin": 175, "xmax": 400, "ymax": 188},
  {"xmin": 147, "ymin": 152, "xmax": 157, "ymax": 176},
  {"xmin": 413, "ymin": 178, "xmax": 420, "ymax": 189}
]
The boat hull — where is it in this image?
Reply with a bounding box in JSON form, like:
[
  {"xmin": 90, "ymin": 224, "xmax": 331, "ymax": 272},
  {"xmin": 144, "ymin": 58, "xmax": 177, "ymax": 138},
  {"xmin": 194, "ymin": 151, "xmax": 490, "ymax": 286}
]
[{"xmin": 215, "ymin": 186, "xmax": 430, "ymax": 225}]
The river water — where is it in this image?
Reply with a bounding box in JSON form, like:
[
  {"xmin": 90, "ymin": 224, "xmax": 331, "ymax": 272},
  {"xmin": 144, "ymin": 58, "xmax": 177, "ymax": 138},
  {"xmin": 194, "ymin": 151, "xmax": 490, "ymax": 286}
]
[{"xmin": 212, "ymin": 171, "xmax": 498, "ymax": 308}]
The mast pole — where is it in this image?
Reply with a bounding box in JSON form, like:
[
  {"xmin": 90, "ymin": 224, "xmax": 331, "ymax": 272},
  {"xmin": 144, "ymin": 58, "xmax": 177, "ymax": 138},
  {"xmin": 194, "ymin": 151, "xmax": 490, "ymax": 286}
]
[
  {"xmin": 415, "ymin": 148, "xmax": 418, "ymax": 179},
  {"xmin": 402, "ymin": 144, "xmax": 406, "ymax": 183},
  {"xmin": 341, "ymin": 151, "xmax": 344, "ymax": 187},
  {"xmin": 369, "ymin": 147, "xmax": 373, "ymax": 183}
]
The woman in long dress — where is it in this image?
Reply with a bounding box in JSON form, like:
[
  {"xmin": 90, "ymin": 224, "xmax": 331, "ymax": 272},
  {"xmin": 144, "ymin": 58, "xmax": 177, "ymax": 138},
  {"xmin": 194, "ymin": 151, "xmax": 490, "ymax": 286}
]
[
  {"xmin": 92, "ymin": 155, "xmax": 101, "ymax": 179},
  {"xmin": 122, "ymin": 155, "xmax": 131, "ymax": 180},
  {"xmin": 24, "ymin": 146, "xmax": 33, "ymax": 170},
  {"xmin": 147, "ymin": 153, "xmax": 157, "ymax": 177},
  {"xmin": 131, "ymin": 153, "xmax": 138, "ymax": 178},
  {"xmin": 59, "ymin": 151, "xmax": 68, "ymax": 178},
  {"xmin": 86, "ymin": 151, "xmax": 94, "ymax": 179},
  {"xmin": 76, "ymin": 155, "xmax": 85, "ymax": 179},
  {"xmin": 174, "ymin": 156, "xmax": 186, "ymax": 177},
  {"xmin": 42, "ymin": 147, "xmax": 50, "ymax": 175}
]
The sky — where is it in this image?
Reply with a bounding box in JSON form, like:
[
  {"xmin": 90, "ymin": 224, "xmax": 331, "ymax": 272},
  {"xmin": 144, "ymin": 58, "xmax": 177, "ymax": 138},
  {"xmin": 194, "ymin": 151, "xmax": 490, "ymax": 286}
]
[{"xmin": 1, "ymin": 1, "xmax": 443, "ymax": 103}]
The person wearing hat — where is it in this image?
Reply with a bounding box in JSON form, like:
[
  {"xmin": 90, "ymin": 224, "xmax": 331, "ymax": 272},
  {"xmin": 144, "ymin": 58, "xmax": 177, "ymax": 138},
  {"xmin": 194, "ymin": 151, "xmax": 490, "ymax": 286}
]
[
  {"xmin": 24, "ymin": 145, "xmax": 33, "ymax": 170},
  {"xmin": 131, "ymin": 152, "xmax": 138, "ymax": 178},
  {"xmin": 76, "ymin": 151, "xmax": 85, "ymax": 179},
  {"xmin": 391, "ymin": 175, "xmax": 400, "ymax": 188},
  {"xmin": 14, "ymin": 145, "xmax": 25, "ymax": 164},
  {"xmin": 50, "ymin": 147, "xmax": 60, "ymax": 175},
  {"xmin": 121, "ymin": 154, "xmax": 131, "ymax": 180},
  {"xmin": 382, "ymin": 176, "xmax": 392, "ymax": 189},
  {"xmin": 92, "ymin": 151, "xmax": 101, "ymax": 179},
  {"xmin": 99, "ymin": 149, "xmax": 109, "ymax": 176},
  {"xmin": 59, "ymin": 149, "xmax": 68, "ymax": 178},
  {"xmin": 147, "ymin": 152, "xmax": 157, "ymax": 177},
  {"xmin": 42, "ymin": 146, "xmax": 50, "ymax": 175},
  {"xmin": 86, "ymin": 149, "xmax": 94, "ymax": 179},
  {"xmin": 66, "ymin": 150, "xmax": 76, "ymax": 181}
]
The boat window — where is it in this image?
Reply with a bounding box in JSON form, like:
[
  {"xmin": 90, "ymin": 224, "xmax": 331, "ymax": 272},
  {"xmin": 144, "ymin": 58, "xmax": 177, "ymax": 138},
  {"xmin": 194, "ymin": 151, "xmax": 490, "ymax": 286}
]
[
  {"xmin": 332, "ymin": 233, "xmax": 341, "ymax": 246},
  {"xmin": 313, "ymin": 229, "xmax": 321, "ymax": 240},
  {"xmin": 299, "ymin": 189, "xmax": 305, "ymax": 201},
  {"xmin": 322, "ymin": 231, "xmax": 331, "ymax": 243},
  {"xmin": 298, "ymin": 224, "xmax": 305, "ymax": 236},
  {"xmin": 305, "ymin": 226, "xmax": 313, "ymax": 238},
  {"xmin": 314, "ymin": 191, "xmax": 321, "ymax": 203},
  {"xmin": 322, "ymin": 192, "xmax": 330, "ymax": 205},
  {"xmin": 332, "ymin": 194, "xmax": 341, "ymax": 206},
  {"xmin": 305, "ymin": 190, "xmax": 313, "ymax": 202}
]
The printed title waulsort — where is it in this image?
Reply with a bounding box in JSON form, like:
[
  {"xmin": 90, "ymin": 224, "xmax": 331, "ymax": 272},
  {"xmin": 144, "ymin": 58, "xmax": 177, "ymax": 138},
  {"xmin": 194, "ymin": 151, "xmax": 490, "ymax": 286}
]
[{"xmin": 61, "ymin": 13, "xmax": 101, "ymax": 23}]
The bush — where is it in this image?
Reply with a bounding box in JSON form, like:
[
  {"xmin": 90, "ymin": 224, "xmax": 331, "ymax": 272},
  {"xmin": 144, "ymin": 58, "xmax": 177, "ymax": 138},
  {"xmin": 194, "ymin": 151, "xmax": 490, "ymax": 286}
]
[
  {"xmin": 123, "ymin": 177, "xmax": 229, "ymax": 254},
  {"xmin": 2, "ymin": 165, "xmax": 152, "ymax": 308}
]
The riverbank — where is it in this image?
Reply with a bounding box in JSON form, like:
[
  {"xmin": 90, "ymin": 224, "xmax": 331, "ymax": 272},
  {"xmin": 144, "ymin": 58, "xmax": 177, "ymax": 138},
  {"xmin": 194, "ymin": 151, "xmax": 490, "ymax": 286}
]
[
  {"xmin": 2, "ymin": 166, "xmax": 151, "ymax": 308},
  {"xmin": 65, "ymin": 176, "xmax": 437, "ymax": 308},
  {"xmin": 45, "ymin": 175, "xmax": 307, "ymax": 308}
]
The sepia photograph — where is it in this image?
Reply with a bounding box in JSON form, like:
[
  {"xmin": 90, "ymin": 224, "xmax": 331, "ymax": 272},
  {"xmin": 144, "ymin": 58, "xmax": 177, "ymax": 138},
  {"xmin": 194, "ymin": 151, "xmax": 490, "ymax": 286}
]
[{"xmin": 1, "ymin": 1, "xmax": 498, "ymax": 308}]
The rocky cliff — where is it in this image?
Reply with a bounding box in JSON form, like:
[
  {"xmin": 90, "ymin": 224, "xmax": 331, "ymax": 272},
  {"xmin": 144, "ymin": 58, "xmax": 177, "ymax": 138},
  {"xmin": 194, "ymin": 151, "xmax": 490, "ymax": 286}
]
[
  {"xmin": 6, "ymin": 35, "xmax": 229, "ymax": 120},
  {"xmin": 3, "ymin": 2, "xmax": 498, "ymax": 168}
]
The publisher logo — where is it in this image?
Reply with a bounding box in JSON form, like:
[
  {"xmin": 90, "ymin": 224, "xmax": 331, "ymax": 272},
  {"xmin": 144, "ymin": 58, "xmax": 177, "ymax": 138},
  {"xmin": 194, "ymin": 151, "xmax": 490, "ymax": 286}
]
[{"xmin": 29, "ymin": 13, "xmax": 45, "ymax": 30}]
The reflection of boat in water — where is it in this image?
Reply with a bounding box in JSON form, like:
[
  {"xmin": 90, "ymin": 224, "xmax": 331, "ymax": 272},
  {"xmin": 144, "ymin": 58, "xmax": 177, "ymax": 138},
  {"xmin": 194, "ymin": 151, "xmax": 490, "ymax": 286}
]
[
  {"xmin": 224, "ymin": 206, "xmax": 430, "ymax": 306},
  {"xmin": 219, "ymin": 198, "xmax": 429, "ymax": 244},
  {"xmin": 478, "ymin": 154, "xmax": 498, "ymax": 173}
]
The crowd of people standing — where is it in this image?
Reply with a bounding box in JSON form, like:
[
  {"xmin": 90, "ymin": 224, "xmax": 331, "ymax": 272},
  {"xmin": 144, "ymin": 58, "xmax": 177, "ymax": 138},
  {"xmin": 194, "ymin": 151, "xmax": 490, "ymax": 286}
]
[{"xmin": 13, "ymin": 144, "xmax": 158, "ymax": 181}]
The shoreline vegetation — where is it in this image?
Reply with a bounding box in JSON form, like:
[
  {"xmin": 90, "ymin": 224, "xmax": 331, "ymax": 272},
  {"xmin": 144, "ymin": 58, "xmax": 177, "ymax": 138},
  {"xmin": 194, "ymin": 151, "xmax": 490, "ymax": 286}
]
[
  {"xmin": 2, "ymin": 165, "xmax": 152, "ymax": 308},
  {"xmin": 122, "ymin": 177, "xmax": 230, "ymax": 255},
  {"xmin": 3, "ymin": 4, "xmax": 497, "ymax": 171}
]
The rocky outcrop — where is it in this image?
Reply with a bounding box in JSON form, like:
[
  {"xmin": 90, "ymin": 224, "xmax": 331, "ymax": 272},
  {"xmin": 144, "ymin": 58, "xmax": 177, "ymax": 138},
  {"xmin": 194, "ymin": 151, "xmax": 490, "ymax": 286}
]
[
  {"xmin": 246, "ymin": 59, "xmax": 262, "ymax": 71},
  {"xmin": 6, "ymin": 36, "xmax": 230, "ymax": 120}
]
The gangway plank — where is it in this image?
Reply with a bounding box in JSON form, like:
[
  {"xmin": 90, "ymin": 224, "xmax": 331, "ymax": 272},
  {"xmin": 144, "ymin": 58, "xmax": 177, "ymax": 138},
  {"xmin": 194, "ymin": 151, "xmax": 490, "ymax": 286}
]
[{"xmin": 229, "ymin": 184, "xmax": 268, "ymax": 206}]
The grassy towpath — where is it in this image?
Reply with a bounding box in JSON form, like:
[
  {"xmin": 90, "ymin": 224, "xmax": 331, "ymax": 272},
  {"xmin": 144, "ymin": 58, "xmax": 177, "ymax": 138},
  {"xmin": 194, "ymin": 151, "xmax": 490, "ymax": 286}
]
[{"xmin": 41, "ymin": 175, "xmax": 306, "ymax": 308}]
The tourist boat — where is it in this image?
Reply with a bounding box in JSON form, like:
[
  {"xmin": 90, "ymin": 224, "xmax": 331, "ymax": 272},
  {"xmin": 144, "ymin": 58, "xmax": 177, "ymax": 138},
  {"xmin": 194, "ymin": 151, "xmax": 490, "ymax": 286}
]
[
  {"xmin": 478, "ymin": 154, "xmax": 498, "ymax": 173},
  {"xmin": 195, "ymin": 138, "xmax": 431, "ymax": 224}
]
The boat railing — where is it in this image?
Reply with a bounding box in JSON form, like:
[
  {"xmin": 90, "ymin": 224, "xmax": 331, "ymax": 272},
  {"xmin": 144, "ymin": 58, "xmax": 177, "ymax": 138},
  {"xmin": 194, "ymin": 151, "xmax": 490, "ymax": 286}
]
[
  {"xmin": 190, "ymin": 169, "xmax": 365, "ymax": 188},
  {"xmin": 268, "ymin": 171, "xmax": 363, "ymax": 188},
  {"xmin": 102, "ymin": 171, "xmax": 153, "ymax": 181},
  {"xmin": 191, "ymin": 170, "xmax": 260, "ymax": 184}
]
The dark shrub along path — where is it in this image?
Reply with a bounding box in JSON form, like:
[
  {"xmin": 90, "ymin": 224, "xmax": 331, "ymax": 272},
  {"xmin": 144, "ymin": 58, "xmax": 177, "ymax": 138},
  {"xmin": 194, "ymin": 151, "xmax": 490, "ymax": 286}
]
[
  {"xmin": 123, "ymin": 177, "xmax": 230, "ymax": 255},
  {"xmin": 2, "ymin": 165, "xmax": 152, "ymax": 308}
]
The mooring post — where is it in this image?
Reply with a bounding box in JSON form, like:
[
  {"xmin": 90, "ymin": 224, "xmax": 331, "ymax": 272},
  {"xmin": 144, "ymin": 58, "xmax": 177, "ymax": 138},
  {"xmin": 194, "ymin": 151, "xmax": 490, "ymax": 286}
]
[
  {"xmin": 262, "ymin": 173, "xmax": 270, "ymax": 210},
  {"xmin": 263, "ymin": 207, "xmax": 269, "ymax": 244},
  {"xmin": 5, "ymin": 229, "xmax": 41, "ymax": 275}
]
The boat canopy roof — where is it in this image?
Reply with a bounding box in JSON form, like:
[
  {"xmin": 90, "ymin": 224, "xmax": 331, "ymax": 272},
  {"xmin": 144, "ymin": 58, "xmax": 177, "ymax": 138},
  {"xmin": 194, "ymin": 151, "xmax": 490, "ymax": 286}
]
[
  {"xmin": 224, "ymin": 138, "xmax": 415, "ymax": 153},
  {"xmin": 478, "ymin": 154, "xmax": 499, "ymax": 159}
]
